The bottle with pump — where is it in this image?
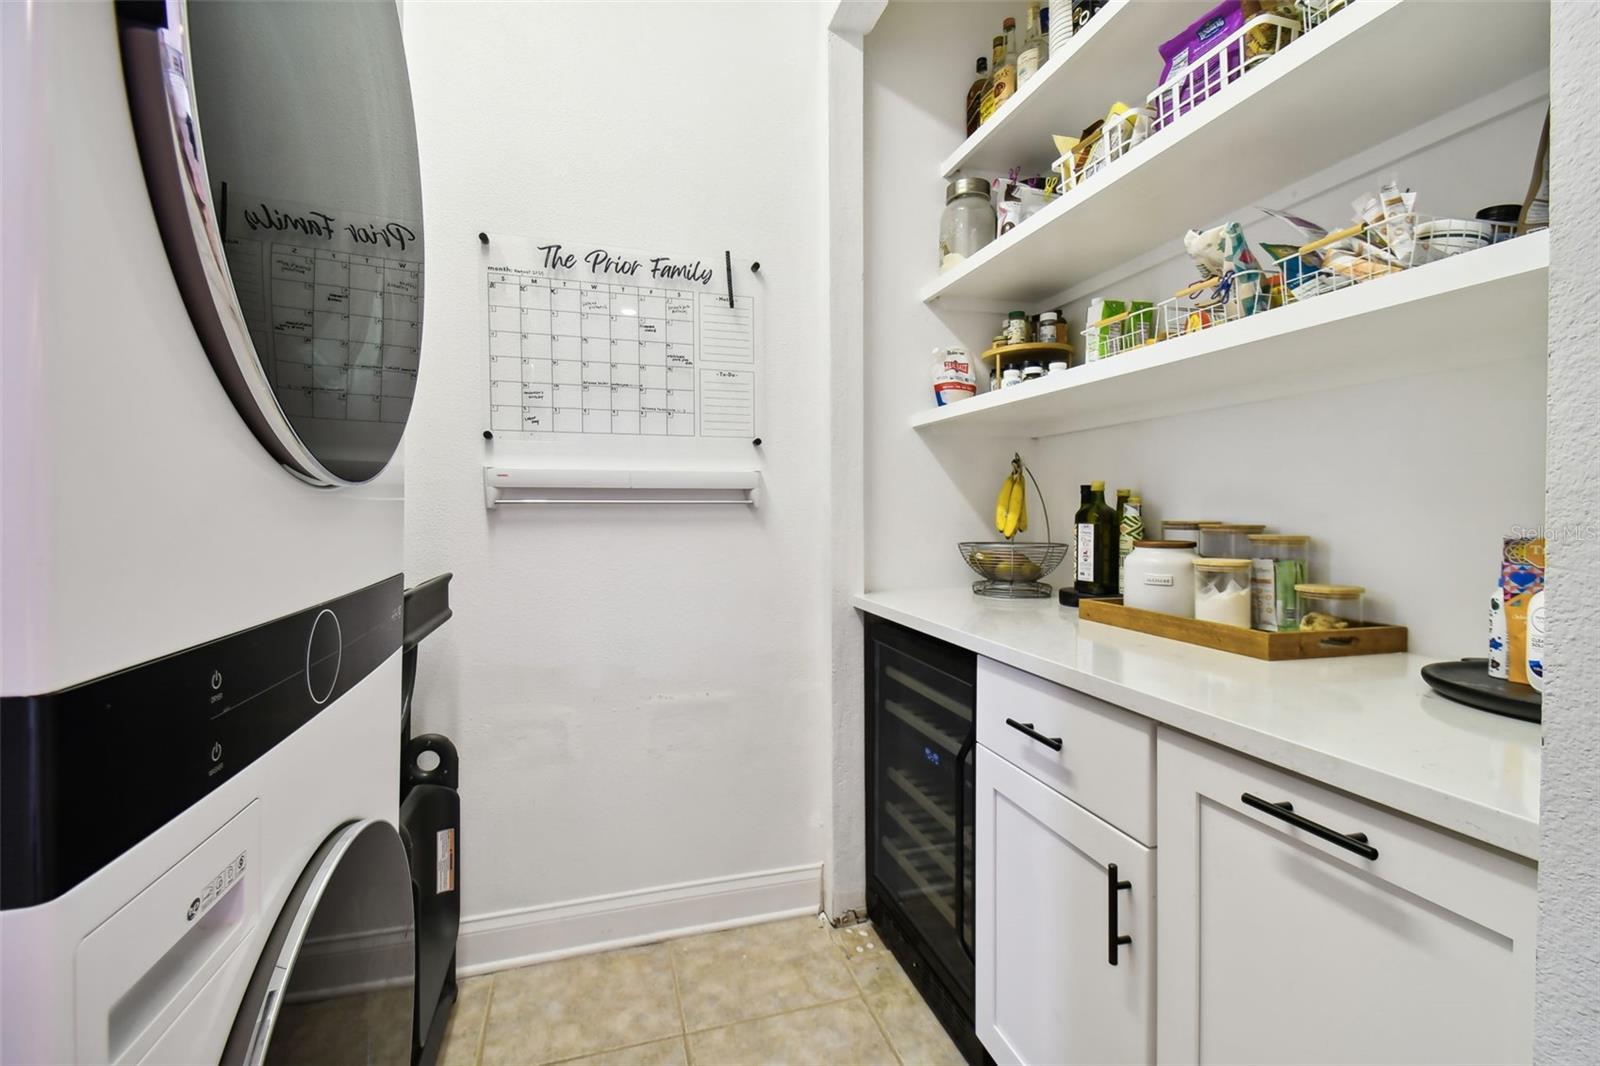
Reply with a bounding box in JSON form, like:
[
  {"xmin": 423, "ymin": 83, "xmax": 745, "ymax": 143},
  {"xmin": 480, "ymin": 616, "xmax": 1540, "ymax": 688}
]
[{"xmin": 1075, "ymin": 481, "xmax": 1119, "ymax": 596}]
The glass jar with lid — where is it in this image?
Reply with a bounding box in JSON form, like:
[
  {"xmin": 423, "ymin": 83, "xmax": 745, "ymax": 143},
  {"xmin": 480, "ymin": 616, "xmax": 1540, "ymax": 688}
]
[
  {"xmin": 1162, "ymin": 519, "xmax": 1215, "ymax": 544},
  {"xmin": 939, "ymin": 178, "xmax": 996, "ymax": 272},
  {"xmin": 1295, "ymin": 584, "xmax": 1365, "ymax": 629},
  {"xmin": 1194, "ymin": 559, "xmax": 1252, "ymax": 627},
  {"xmin": 1124, "ymin": 540, "xmax": 1198, "ymax": 616},
  {"xmin": 1247, "ymin": 534, "xmax": 1310, "ymax": 631},
  {"xmin": 1198, "ymin": 523, "xmax": 1266, "ymax": 558}
]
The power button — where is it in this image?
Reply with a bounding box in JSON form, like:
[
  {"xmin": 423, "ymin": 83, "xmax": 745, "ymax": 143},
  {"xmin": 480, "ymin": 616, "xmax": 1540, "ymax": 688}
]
[{"xmin": 306, "ymin": 609, "xmax": 342, "ymax": 705}]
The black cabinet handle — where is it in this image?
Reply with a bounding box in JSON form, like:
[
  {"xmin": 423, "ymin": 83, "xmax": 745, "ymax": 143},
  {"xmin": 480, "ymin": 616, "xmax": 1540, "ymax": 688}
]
[
  {"xmin": 1241, "ymin": 793, "xmax": 1379, "ymax": 860},
  {"xmin": 954, "ymin": 729, "xmax": 975, "ymax": 963},
  {"xmin": 1107, "ymin": 862, "xmax": 1132, "ymax": 966},
  {"xmin": 1005, "ymin": 718, "xmax": 1062, "ymax": 751}
]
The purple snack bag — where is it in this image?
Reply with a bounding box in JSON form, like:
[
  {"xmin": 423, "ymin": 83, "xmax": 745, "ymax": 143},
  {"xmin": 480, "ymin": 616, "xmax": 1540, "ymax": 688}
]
[{"xmin": 1158, "ymin": 0, "xmax": 1247, "ymax": 84}]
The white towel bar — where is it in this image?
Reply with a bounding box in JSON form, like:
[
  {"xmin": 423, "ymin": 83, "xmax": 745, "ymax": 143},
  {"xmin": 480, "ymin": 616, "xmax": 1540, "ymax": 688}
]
[{"xmin": 483, "ymin": 466, "xmax": 761, "ymax": 509}]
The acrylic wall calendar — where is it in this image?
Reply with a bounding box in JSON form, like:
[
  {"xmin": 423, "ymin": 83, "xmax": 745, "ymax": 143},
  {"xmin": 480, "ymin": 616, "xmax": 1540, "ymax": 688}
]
[{"xmin": 484, "ymin": 235, "xmax": 759, "ymax": 442}]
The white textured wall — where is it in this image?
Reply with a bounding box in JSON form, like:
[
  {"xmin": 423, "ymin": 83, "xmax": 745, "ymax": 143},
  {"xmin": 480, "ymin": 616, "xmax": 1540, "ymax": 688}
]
[
  {"xmin": 1536, "ymin": 3, "xmax": 1600, "ymax": 1060},
  {"xmin": 400, "ymin": 2, "xmax": 832, "ymax": 955}
]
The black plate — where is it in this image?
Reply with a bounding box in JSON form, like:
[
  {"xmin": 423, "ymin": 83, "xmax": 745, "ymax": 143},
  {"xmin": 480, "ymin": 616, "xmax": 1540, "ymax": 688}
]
[{"xmin": 1420, "ymin": 658, "xmax": 1542, "ymax": 723}]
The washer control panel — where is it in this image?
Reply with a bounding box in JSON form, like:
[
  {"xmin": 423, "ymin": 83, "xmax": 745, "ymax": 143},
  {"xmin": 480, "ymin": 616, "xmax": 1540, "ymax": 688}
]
[{"xmin": 0, "ymin": 576, "xmax": 402, "ymax": 909}]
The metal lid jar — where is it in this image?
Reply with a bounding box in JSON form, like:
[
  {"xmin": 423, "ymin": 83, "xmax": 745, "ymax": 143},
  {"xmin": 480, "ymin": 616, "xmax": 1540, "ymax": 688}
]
[{"xmin": 939, "ymin": 178, "xmax": 996, "ymax": 272}]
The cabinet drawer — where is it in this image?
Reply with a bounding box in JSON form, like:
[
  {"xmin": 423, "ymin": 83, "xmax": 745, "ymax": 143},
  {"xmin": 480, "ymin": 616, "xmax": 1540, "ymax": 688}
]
[
  {"xmin": 976, "ymin": 657, "xmax": 1154, "ymax": 843},
  {"xmin": 1155, "ymin": 727, "xmax": 1537, "ymax": 1065}
]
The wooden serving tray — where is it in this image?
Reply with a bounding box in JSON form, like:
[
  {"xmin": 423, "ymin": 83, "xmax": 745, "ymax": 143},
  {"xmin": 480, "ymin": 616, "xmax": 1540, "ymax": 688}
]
[{"xmin": 1077, "ymin": 599, "xmax": 1407, "ymax": 661}]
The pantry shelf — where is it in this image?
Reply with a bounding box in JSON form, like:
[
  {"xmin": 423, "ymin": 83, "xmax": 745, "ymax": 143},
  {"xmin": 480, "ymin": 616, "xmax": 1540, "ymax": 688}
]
[
  {"xmin": 911, "ymin": 231, "xmax": 1548, "ymax": 438},
  {"xmin": 920, "ymin": 0, "xmax": 1550, "ymax": 308},
  {"xmin": 939, "ymin": 0, "xmax": 1212, "ymax": 179}
]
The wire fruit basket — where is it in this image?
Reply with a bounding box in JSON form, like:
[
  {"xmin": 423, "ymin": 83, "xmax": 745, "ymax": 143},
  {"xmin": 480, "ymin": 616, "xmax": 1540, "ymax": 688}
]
[
  {"xmin": 960, "ymin": 542, "xmax": 1070, "ymax": 599},
  {"xmin": 963, "ymin": 456, "xmax": 1068, "ymax": 599}
]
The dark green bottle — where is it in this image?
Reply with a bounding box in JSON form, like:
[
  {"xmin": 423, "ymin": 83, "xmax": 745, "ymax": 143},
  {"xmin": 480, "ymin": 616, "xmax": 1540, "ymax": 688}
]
[{"xmin": 1074, "ymin": 480, "xmax": 1120, "ymax": 596}]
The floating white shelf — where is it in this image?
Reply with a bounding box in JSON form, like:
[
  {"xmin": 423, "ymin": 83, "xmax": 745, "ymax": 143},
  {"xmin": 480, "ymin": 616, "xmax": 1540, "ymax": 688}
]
[
  {"xmin": 921, "ymin": 0, "xmax": 1550, "ymax": 307},
  {"xmin": 911, "ymin": 232, "xmax": 1549, "ymax": 438},
  {"xmin": 939, "ymin": 0, "xmax": 1212, "ymax": 179}
]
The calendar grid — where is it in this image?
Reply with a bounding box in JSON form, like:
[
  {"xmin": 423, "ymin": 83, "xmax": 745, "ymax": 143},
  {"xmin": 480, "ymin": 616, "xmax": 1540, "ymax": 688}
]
[{"xmin": 489, "ymin": 274, "xmax": 711, "ymax": 437}]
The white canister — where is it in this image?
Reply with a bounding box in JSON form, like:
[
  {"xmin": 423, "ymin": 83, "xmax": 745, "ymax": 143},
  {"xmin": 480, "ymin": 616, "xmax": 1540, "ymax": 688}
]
[{"xmin": 1123, "ymin": 540, "xmax": 1198, "ymax": 617}]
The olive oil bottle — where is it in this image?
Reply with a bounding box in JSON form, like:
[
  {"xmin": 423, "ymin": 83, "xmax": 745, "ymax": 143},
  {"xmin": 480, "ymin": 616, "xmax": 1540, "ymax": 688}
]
[{"xmin": 1074, "ymin": 480, "xmax": 1119, "ymax": 597}]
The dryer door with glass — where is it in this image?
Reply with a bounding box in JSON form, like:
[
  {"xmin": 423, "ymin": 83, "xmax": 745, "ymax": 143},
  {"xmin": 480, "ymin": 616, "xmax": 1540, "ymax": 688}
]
[
  {"xmin": 118, "ymin": 0, "xmax": 425, "ymax": 486},
  {"xmin": 224, "ymin": 819, "xmax": 414, "ymax": 1066}
]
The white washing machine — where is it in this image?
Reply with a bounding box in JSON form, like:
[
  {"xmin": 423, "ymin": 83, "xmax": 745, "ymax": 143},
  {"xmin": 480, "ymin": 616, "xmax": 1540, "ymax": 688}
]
[{"xmin": 1, "ymin": 1, "xmax": 428, "ymax": 1062}]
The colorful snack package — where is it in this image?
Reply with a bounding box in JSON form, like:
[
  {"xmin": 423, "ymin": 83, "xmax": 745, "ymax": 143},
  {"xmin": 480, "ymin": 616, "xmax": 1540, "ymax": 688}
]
[{"xmin": 1500, "ymin": 537, "xmax": 1545, "ymax": 686}]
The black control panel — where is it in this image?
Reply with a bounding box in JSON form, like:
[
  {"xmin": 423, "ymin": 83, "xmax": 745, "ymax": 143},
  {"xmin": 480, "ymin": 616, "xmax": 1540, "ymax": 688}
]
[{"xmin": 1, "ymin": 575, "xmax": 403, "ymax": 909}]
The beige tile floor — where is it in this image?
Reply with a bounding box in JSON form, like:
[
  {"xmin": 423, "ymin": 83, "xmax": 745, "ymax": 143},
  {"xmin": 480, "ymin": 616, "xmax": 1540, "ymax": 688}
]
[{"xmin": 437, "ymin": 916, "xmax": 966, "ymax": 1066}]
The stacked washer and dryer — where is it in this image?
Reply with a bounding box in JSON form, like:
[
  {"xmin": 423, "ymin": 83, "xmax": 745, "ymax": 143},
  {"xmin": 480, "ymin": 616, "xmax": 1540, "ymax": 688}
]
[{"xmin": 2, "ymin": 2, "xmax": 447, "ymax": 1062}]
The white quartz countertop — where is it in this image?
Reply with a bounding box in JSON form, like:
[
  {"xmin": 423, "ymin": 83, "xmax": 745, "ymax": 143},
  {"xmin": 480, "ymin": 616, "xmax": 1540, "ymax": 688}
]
[{"xmin": 854, "ymin": 587, "xmax": 1541, "ymax": 860}]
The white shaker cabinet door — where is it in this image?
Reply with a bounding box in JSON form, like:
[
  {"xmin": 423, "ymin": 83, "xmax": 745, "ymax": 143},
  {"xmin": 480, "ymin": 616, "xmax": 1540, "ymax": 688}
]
[
  {"xmin": 976, "ymin": 745, "xmax": 1154, "ymax": 1066},
  {"xmin": 1155, "ymin": 728, "xmax": 1537, "ymax": 1066}
]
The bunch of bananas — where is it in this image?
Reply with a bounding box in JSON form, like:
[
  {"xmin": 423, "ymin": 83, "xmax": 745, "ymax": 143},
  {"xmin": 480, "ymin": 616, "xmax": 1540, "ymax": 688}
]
[{"xmin": 994, "ymin": 454, "xmax": 1028, "ymax": 541}]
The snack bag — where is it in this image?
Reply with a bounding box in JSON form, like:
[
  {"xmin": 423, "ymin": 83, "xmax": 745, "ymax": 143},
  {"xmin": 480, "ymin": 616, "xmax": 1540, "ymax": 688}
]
[{"xmin": 1500, "ymin": 537, "xmax": 1545, "ymax": 686}]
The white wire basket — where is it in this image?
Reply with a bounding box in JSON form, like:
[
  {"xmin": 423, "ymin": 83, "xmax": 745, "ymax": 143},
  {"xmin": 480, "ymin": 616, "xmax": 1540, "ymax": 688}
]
[
  {"xmin": 1147, "ymin": 12, "xmax": 1301, "ymax": 135},
  {"xmin": 1081, "ymin": 304, "xmax": 1161, "ymax": 360},
  {"xmin": 1156, "ymin": 268, "xmax": 1277, "ymax": 341},
  {"xmin": 1301, "ymin": 0, "xmax": 1350, "ymax": 32},
  {"xmin": 1051, "ymin": 108, "xmax": 1147, "ymax": 193},
  {"xmin": 1269, "ymin": 214, "xmax": 1520, "ymax": 304}
]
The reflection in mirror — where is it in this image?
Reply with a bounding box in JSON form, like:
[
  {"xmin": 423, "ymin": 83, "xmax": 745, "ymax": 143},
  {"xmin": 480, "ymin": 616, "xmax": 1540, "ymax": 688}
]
[{"xmin": 186, "ymin": 1, "xmax": 424, "ymax": 483}]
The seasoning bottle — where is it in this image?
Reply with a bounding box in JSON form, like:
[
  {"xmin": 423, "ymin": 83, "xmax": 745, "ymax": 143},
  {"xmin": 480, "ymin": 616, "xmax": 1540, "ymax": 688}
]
[
  {"xmin": 1118, "ymin": 491, "xmax": 1143, "ymax": 594},
  {"xmin": 1037, "ymin": 310, "xmax": 1060, "ymax": 344},
  {"xmin": 1021, "ymin": 358, "xmax": 1044, "ymax": 382},
  {"xmin": 1018, "ymin": 3, "xmax": 1047, "ymax": 86},
  {"xmin": 1004, "ymin": 310, "xmax": 1029, "ymax": 345},
  {"xmin": 1075, "ymin": 481, "xmax": 1119, "ymax": 597},
  {"xmin": 1000, "ymin": 366, "xmax": 1022, "ymax": 389},
  {"xmin": 965, "ymin": 57, "xmax": 989, "ymax": 136}
]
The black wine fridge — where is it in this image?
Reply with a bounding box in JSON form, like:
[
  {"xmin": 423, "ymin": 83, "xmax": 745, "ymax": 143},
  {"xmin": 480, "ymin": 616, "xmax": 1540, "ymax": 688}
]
[{"xmin": 864, "ymin": 616, "xmax": 983, "ymax": 1065}]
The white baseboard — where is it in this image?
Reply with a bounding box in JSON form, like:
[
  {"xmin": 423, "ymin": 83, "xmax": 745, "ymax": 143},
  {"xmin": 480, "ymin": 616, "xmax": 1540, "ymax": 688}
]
[{"xmin": 456, "ymin": 863, "xmax": 824, "ymax": 976}]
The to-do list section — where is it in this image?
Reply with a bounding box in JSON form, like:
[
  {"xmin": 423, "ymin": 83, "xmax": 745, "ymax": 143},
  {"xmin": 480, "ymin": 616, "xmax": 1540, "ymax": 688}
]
[{"xmin": 486, "ymin": 238, "xmax": 758, "ymax": 441}]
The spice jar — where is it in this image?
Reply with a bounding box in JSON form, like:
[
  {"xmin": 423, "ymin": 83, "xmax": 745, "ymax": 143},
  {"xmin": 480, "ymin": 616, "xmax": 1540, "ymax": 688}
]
[
  {"xmin": 1004, "ymin": 310, "xmax": 1030, "ymax": 345},
  {"xmin": 1198, "ymin": 523, "xmax": 1266, "ymax": 558},
  {"xmin": 1247, "ymin": 534, "xmax": 1310, "ymax": 631},
  {"xmin": 1021, "ymin": 359, "xmax": 1044, "ymax": 382},
  {"xmin": 1194, "ymin": 559, "xmax": 1252, "ymax": 627},
  {"xmin": 1037, "ymin": 310, "xmax": 1061, "ymax": 344},
  {"xmin": 1124, "ymin": 540, "xmax": 1198, "ymax": 616},
  {"xmin": 1295, "ymin": 584, "xmax": 1365, "ymax": 630},
  {"xmin": 939, "ymin": 178, "xmax": 997, "ymax": 272}
]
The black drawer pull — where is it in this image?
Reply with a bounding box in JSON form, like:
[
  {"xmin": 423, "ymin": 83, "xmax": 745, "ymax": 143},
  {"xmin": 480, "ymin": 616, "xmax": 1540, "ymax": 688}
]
[
  {"xmin": 1004, "ymin": 718, "xmax": 1062, "ymax": 751},
  {"xmin": 1241, "ymin": 793, "xmax": 1379, "ymax": 860},
  {"xmin": 1107, "ymin": 862, "xmax": 1132, "ymax": 966}
]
